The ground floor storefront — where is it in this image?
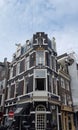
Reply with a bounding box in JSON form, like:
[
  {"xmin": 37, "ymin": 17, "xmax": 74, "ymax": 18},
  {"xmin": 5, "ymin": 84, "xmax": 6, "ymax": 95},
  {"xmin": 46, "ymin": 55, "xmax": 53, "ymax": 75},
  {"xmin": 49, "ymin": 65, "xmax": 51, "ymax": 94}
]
[
  {"xmin": 7, "ymin": 102, "xmax": 60, "ymax": 130},
  {"xmin": 61, "ymin": 106, "xmax": 75, "ymax": 130}
]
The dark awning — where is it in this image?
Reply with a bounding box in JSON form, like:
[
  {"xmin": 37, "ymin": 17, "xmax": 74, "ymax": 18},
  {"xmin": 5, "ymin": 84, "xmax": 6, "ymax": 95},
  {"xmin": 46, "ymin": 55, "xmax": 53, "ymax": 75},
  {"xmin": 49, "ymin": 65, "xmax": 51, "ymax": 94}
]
[{"xmin": 14, "ymin": 103, "xmax": 29, "ymax": 116}]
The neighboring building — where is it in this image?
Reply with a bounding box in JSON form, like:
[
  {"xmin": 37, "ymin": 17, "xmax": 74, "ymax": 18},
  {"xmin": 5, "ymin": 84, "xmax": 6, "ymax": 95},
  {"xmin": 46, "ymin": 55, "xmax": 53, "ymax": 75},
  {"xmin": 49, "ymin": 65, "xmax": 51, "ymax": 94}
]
[
  {"xmin": 67, "ymin": 53, "xmax": 78, "ymax": 130},
  {"xmin": 57, "ymin": 53, "xmax": 75, "ymax": 130},
  {"xmin": 0, "ymin": 58, "xmax": 9, "ymax": 124},
  {"xmin": 4, "ymin": 32, "xmax": 61, "ymax": 130}
]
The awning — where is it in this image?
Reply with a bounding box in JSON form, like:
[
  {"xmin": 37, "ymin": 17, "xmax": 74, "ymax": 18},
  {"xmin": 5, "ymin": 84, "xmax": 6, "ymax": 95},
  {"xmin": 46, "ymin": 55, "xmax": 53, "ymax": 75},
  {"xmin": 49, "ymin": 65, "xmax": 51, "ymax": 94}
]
[{"xmin": 14, "ymin": 103, "xmax": 29, "ymax": 116}]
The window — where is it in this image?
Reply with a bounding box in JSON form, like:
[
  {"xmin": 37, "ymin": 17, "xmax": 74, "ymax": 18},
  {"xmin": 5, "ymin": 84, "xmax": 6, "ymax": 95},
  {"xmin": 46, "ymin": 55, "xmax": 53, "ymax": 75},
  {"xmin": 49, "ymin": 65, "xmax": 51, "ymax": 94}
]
[
  {"xmin": 66, "ymin": 80, "xmax": 70, "ymax": 90},
  {"xmin": 34, "ymin": 69, "xmax": 47, "ymax": 91},
  {"xmin": 26, "ymin": 56, "xmax": 30, "ymax": 70},
  {"xmin": 61, "ymin": 94, "xmax": 67, "ymax": 105},
  {"xmin": 52, "ymin": 56, "xmax": 56, "ymax": 71},
  {"xmin": 20, "ymin": 59, "xmax": 25, "ymax": 73},
  {"xmin": 61, "ymin": 78, "xmax": 65, "ymax": 89},
  {"xmin": 17, "ymin": 62, "xmax": 20, "ymax": 75},
  {"xmin": 17, "ymin": 80, "xmax": 24, "ymax": 96},
  {"xmin": 53, "ymin": 78, "xmax": 57, "ymax": 94},
  {"xmin": 38, "ymin": 37, "xmax": 43, "ymax": 45},
  {"xmin": 10, "ymin": 67, "xmax": 13, "ymax": 78},
  {"xmin": 36, "ymin": 51, "xmax": 45, "ymax": 66},
  {"xmin": 10, "ymin": 84, "xmax": 15, "ymax": 98},
  {"xmin": 13, "ymin": 65, "xmax": 16, "ymax": 77}
]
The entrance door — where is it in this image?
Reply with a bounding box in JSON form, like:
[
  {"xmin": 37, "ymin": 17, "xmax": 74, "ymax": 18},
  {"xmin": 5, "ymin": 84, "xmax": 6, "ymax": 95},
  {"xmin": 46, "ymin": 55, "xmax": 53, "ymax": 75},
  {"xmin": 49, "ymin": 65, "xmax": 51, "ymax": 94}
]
[{"xmin": 35, "ymin": 105, "xmax": 46, "ymax": 130}]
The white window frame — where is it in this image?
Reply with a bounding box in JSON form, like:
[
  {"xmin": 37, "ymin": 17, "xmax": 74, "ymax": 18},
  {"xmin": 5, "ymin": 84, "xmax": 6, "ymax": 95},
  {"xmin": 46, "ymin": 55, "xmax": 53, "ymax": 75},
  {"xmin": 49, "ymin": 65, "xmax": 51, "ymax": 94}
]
[
  {"xmin": 16, "ymin": 62, "xmax": 20, "ymax": 75},
  {"xmin": 36, "ymin": 51, "xmax": 45, "ymax": 66},
  {"xmin": 26, "ymin": 56, "xmax": 30, "ymax": 70},
  {"xmin": 61, "ymin": 78, "xmax": 65, "ymax": 89}
]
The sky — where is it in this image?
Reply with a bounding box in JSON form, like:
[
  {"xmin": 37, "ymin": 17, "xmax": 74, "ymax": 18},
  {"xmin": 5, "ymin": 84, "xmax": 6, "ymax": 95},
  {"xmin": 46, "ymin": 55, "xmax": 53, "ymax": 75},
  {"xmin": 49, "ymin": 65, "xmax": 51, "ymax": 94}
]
[{"xmin": 0, "ymin": 0, "xmax": 78, "ymax": 61}]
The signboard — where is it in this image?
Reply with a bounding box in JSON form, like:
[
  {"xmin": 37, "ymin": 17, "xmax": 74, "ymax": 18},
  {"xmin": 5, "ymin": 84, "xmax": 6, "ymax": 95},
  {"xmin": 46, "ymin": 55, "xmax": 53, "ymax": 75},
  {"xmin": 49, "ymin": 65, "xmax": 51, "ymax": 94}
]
[{"xmin": 8, "ymin": 111, "xmax": 14, "ymax": 118}]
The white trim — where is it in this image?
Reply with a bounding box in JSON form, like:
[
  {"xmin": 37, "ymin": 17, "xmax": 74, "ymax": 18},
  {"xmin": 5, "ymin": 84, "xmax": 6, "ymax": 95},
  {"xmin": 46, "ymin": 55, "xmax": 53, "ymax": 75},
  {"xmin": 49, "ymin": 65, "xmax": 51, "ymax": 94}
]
[{"xmin": 29, "ymin": 50, "xmax": 36, "ymax": 55}]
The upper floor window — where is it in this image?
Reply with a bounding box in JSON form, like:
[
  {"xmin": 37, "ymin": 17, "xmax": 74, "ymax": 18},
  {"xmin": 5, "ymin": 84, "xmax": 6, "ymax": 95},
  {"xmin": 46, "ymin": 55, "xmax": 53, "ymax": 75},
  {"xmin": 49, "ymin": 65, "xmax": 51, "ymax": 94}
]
[
  {"xmin": 52, "ymin": 56, "xmax": 56, "ymax": 71},
  {"xmin": 38, "ymin": 37, "xmax": 43, "ymax": 45},
  {"xmin": 66, "ymin": 80, "xmax": 70, "ymax": 91},
  {"xmin": 13, "ymin": 65, "xmax": 16, "ymax": 77},
  {"xmin": 36, "ymin": 51, "xmax": 45, "ymax": 66},
  {"xmin": 61, "ymin": 93, "xmax": 67, "ymax": 105},
  {"xmin": 10, "ymin": 84, "xmax": 15, "ymax": 98},
  {"xmin": 26, "ymin": 56, "xmax": 30, "ymax": 70},
  {"xmin": 61, "ymin": 77, "xmax": 65, "ymax": 89},
  {"xmin": 20, "ymin": 59, "xmax": 25, "ymax": 73},
  {"xmin": 10, "ymin": 67, "xmax": 13, "ymax": 79},
  {"xmin": 16, "ymin": 80, "xmax": 24, "ymax": 96},
  {"xmin": 17, "ymin": 62, "xmax": 20, "ymax": 75},
  {"xmin": 53, "ymin": 78, "xmax": 57, "ymax": 95}
]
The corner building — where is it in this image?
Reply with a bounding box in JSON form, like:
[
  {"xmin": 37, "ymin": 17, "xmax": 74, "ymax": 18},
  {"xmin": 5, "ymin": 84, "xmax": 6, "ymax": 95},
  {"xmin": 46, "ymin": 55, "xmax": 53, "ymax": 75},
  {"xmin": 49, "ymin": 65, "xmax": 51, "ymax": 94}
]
[{"xmin": 4, "ymin": 32, "xmax": 60, "ymax": 130}]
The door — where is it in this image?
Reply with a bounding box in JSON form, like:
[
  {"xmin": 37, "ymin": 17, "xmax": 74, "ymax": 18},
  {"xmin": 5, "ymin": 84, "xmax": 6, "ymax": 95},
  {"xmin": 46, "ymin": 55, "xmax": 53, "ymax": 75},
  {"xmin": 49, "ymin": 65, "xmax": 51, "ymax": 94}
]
[{"xmin": 35, "ymin": 105, "xmax": 46, "ymax": 130}]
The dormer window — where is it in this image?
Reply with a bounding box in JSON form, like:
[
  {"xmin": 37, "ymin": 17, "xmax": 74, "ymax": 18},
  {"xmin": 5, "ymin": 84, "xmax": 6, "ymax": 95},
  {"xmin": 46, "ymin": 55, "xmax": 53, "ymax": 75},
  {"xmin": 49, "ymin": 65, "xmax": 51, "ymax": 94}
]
[{"xmin": 38, "ymin": 37, "xmax": 43, "ymax": 45}]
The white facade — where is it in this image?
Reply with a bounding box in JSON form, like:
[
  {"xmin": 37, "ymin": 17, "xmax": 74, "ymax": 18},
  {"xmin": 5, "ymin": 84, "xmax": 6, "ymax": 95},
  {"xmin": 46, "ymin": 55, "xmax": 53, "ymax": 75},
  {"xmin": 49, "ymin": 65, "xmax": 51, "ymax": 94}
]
[{"xmin": 68, "ymin": 53, "xmax": 78, "ymax": 111}]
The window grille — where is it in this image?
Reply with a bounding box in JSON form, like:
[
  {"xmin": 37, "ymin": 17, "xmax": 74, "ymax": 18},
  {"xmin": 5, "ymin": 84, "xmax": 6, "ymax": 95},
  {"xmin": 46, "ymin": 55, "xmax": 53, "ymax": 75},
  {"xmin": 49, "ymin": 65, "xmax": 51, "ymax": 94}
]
[{"xmin": 36, "ymin": 105, "xmax": 46, "ymax": 130}]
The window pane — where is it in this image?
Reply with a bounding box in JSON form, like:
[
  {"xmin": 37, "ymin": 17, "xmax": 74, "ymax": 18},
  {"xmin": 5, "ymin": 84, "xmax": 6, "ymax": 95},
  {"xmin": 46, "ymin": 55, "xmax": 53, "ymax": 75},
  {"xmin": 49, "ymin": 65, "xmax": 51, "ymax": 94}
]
[
  {"xmin": 13, "ymin": 65, "xmax": 16, "ymax": 77},
  {"xmin": 26, "ymin": 56, "xmax": 29, "ymax": 70},
  {"xmin": 17, "ymin": 80, "xmax": 24, "ymax": 96},
  {"xmin": 10, "ymin": 84, "xmax": 15, "ymax": 98},
  {"xmin": 20, "ymin": 59, "xmax": 25, "ymax": 73},
  {"xmin": 36, "ymin": 51, "xmax": 44, "ymax": 65}
]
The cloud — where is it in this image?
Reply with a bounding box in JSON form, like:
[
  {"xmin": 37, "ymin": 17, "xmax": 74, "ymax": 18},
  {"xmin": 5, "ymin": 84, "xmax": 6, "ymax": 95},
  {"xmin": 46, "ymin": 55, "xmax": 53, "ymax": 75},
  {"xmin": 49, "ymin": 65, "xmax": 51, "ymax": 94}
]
[{"xmin": 0, "ymin": 0, "xmax": 78, "ymax": 61}]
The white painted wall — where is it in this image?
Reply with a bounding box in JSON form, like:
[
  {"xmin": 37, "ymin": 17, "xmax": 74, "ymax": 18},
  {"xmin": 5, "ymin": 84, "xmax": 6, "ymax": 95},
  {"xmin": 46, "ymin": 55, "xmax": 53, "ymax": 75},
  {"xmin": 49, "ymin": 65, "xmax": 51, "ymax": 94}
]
[{"xmin": 68, "ymin": 54, "xmax": 78, "ymax": 107}]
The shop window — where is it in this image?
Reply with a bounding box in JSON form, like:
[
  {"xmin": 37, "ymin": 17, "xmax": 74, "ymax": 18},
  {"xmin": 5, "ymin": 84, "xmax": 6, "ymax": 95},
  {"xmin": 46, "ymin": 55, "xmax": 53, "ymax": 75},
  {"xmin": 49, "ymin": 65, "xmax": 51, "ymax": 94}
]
[{"xmin": 36, "ymin": 51, "xmax": 45, "ymax": 66}]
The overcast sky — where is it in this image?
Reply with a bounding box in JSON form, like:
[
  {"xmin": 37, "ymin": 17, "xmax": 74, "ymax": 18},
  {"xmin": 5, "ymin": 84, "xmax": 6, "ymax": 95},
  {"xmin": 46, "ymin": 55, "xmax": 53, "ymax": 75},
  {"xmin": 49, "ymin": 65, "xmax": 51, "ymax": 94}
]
[{"xmin": 0, "ymin": 0, "xmax": 78, "ymax": 61}]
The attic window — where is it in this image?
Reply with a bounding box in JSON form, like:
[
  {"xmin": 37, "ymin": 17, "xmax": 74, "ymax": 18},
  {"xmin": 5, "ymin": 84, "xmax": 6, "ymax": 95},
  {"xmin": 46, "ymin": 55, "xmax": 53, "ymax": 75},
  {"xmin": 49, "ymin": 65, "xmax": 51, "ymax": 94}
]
[{"xmin": 38, "ymin": 37, "xmax": 43, "ymax": 45}]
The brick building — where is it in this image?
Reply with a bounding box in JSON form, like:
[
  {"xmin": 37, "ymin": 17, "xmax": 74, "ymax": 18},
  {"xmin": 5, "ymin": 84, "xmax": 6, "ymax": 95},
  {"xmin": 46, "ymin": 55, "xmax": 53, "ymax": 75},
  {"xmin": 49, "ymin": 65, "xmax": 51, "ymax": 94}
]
[
  {"xmin": 4, "ymin": 32, "xmax": 61, "ymax": 130},
  {"xmin": 0, "ymin": 58, "xmax": 9, "ymax": 124}
]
